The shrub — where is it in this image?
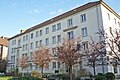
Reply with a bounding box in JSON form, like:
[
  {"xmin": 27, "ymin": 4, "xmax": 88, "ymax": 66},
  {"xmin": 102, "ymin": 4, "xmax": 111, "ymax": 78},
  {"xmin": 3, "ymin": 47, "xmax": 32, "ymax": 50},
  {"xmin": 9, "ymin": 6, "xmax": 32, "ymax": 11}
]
[
  {"xmin": 57, "ymin": 73, "xmax": 69, "ymax": 80},
  {"xmin": 9, "ymin": 76, "xmax": 41, "ymax": 80},
  {"xmin": 31, "ymin": 70, "xmax": 42, "ymax": 78},
  {"xmin": 105, "ymin": 72, "xmax": 115, "ymax": 80},
  {"xmin": 78, "ymin": 69, "xmax": 91, "ymax": 77},
  {"xmin": 47, "ymin": 73, "xmax": 69, "ymax": 80},
  {"xmin": 95, "ymin": 73, "xmax": 106, "ymax": 80},
  {"xmin": 75, "ymin": 76, "xmax": 81, "ymax": 80}
]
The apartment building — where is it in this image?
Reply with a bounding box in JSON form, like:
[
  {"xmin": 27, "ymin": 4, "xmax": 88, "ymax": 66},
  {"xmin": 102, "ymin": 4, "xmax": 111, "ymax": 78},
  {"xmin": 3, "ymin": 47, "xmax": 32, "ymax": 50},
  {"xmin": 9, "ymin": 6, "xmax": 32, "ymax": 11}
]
[
  {"xmin": 0, "ymin": 36, "xmax": 8, "ymax": 60},
  {"xmin": 7, "ymin": 1, "xmax": 120, "ymax": 75}
]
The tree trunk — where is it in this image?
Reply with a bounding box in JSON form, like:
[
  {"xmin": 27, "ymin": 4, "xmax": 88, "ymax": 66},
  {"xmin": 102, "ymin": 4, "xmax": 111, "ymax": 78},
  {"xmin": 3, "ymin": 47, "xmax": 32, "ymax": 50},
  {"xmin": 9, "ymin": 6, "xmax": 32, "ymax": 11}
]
[
  {"xmin": 93, "ymin": 62, "xmax": 96, "ymax": 76},
  {"xmin": 69, "ymin": 66, "xmax": 73, "ymax": 80},
  {"xmin": 22, "ymin": 68, "xmax": 24, "ymax": 76},
  {"xmin": 41, "ymin": 67, "xmax": 44, "ymax": 79},
  {"xmin": 102, "ymin": 59, "xmax": 104, "ymax": 73}
]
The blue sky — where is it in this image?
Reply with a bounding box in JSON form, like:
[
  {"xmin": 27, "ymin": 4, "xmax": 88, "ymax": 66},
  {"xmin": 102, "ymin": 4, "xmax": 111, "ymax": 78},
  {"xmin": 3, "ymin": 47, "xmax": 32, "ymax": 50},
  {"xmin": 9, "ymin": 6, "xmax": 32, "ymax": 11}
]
[{"xmin": 0, "ymin": 0, "xmax": 120, "ymax": 38}]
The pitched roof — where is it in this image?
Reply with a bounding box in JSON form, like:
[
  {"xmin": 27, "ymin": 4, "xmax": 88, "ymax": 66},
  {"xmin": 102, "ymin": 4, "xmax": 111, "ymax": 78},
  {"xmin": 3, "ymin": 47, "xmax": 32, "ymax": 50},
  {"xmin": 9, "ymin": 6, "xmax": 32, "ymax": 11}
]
[
  {"xmin": 8, "ymin": 0, "xmax": 120, "ymax": 40},
  {"xmin": 0, "ymin": 38, "xmax": 8, "ymax": 47}
]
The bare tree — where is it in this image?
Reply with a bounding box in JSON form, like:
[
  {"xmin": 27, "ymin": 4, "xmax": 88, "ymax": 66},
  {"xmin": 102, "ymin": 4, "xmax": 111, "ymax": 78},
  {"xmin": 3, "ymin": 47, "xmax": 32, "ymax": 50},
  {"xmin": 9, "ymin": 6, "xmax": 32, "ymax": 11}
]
[
  {"xmin": 107, "ymin": 27, "xmax": 120, "ymax": 61},
  {"xmin": 98, "ymin": 27, "xmax": 120, "ymax": 64},
  {"xmin": 19, "ymin": 56, "xmax": 29, "ymax": 76},
  {"xmin": 57, "ymin": 37, "xmax": 82, "ymax": 80},
  {"xmin": 33, "ymin": 46, "xmax": 51, "ymax": 78},
  {"xmin": 85, "ymin": 36, "xmax": 106, "ymax": 76}
]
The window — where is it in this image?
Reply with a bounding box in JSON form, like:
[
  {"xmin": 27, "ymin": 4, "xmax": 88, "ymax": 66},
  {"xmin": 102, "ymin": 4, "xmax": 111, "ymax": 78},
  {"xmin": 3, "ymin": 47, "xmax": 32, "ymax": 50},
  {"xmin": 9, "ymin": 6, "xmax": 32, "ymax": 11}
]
[
  {"xmin": 25, "ymin": 53, "xmax": 27, "ymax": 57},
  {"xmin": 67, "ymin": 31, "xmax": 74, "ymax": 39},
  {"xmin": 114, "ymin": 65, "xmax": 117, "ymax": 73},
  {"xmin": 114, "ymin": 18, "xmax": 116, "ymax": 24},
  {"xmin": 81, "ymin": 14, "xmax": 86, "ymax": 22},
  {"xmin": 17, "ymin": 50, "xmax": 19, "ymax": 57},
  {"xmin": 18, "ymin": 39, "xmax": 21, "ymax": 46},
  {"xmin": 26, "ymin": 35, "xmax": 28, "ymax": 41},
  {"xmin": 23, "ymin": 45, "xmax": 25, "ymax": 51},
  {"xmin": 118, "ymin": 22, "xmax": 120, "ymax": 27},
  {"xmin": 36, "ymin": 41, "xmax": 38, "ymax": 48},
  {"xmin": 23, "ymin": 36, "xmax": 25, "ymax": 42},
  {"xmin": 36, "ymin": 31, "xmax": 39, "ymax": 37},
  {"xmin": 52, "ymin": 25, "xmax": 56, "ymax": 32},
  {"xmin": 39, "ymin": 40, "xmax": 42, "ymax": 46},
  {"xmin": 29, "ymin": 63, "xmax": 32, "ymax": 70},
  {"xmin": 30, "ymin": 42, "xmax": 33, "ymax": 49},
  {"xmin": 14, "ymin": 48, "xmax": 15, "ymax": 53},
  {"xmin": 39, "ymin": 30, "xmax": 42, "ymax": 36},
  {"xmin": 45, "ymin": 38, "xmax": 49, "ymax": 45},
  {"xmin": 53, "ymin": 62, "xmax": 56, "ymax": 69},
  {"xmin": 11, "ymin": 48, "xmax": 14, "ymax": 53},
  {"xmin": 10, "ymin": 65, "xmax": 12, "ymax": 70},
  {"xmin": 52, "ymin": 36, "xmax": 56, "ymax": 44},
  {"xmin": 25, "ymin": 44, "xmax": 28, "ymax": 50},
  {"xmin": 52, "ymin": 48, "xmax": 57, "ymax": 56},
  {"xmin": 58, "ymin": 62, "xmax": 60, "ymax": 68},
  {"xmin": 23, "ymin": 35, "xmax": 28, "ymax": 41},
  {"xmin": 12, "ymin": 65, "xmax": 15, "ymax": 69},
  {"xmin": 22, "ymin": 54, "xmax": 24, "ymax": 57},
  {"xmin": 11, "ymin": 56, "xmax": 15, "ymax": 63},
  {"xmin": 12, "ymin": 41, "xmax": 13, "ymax": 45},
  {"xmin": 57, "ymin": 23, "xmax": 61, "ymax": 30},
  {"xmin": 31, "ymin": 33, "xmax": 33, "ymax": 39},
  {"xmin": 35, "ymin": 66, "xmax": 38, "ymax": 70},
  {"xmin": 57, "ymin": 35, "xmax": 61, "ymax": 43},
  {"xmin": 30, "ymin": 52, "xmax": 33, "ymax": 60},
  {"xmin": 82, "ymin": 42, "xmax": 88, "ymax": 51},
  {"xmin": 68, "ymin": 18, "xmax": 73, "ymax": 27},
  {"xmin": 107, "ymin": 13, "xmax": 110, "ymax": 20},
  {"xmin": 14, "ymin": 40, "xmax": 16, "ymax": 45},
  {"xmin": 45, "ymin": 27, "xmax": 49, "ymax": 34},
  {"xmin": 12, "ymin": 40, "xmax": 16, "ymax": 45},
  {"xmin": 81, "ymin": 27, "xmax": 88, "ymax": 37}
]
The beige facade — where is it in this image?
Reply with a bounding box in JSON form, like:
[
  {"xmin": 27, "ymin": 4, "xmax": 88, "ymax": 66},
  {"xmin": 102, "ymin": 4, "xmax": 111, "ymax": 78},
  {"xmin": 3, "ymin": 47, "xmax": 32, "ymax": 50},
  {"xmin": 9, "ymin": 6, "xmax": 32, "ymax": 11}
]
[
  {"xmin": 7, "ymin": 1, "xmax": 120, "ymax": 75},
  {"xmin": 0, "ymin": 36, "xmax": 8, "ymax": 60}
]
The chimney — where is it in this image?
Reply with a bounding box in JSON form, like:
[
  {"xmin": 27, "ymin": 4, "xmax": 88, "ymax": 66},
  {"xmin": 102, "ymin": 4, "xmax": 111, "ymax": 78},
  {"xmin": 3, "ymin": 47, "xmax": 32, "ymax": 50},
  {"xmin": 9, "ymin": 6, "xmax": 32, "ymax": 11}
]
[
  {"xmin": 1, "ymin": 36, "xmax": 4, "ymax": 39},
  {"xmin": 20, "ymin": 30, "xmax": 26, "ymax": 33},
  {"xmin": 0, "ymin": 36, "xmax": 8, "ymax": 40}
]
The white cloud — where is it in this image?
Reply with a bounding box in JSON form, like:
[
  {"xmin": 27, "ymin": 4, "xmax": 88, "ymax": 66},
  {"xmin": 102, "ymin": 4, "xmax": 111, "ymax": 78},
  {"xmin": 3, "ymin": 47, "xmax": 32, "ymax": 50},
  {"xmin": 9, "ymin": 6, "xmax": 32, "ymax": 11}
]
[
  {"xmin": 71, "ymin": 3, "xmax": 80, "ymax": 10},
  {"xmin": 50, "ymin": 9, "xmax": 63, "ymax": 15},
  {"xmin": 28, "ymin": 9, "xmax": 40, "ymax": 14},
  {"xmin": 33, "ymin": 9, "xmax": 39, "ymax": 13},
  {"xmin": 50, "ymin": 11, "xmax": 57, "ymax": 15},
  {"xmin": 58, "ymin": 9, "xmax": 63, "ymax": 13}
]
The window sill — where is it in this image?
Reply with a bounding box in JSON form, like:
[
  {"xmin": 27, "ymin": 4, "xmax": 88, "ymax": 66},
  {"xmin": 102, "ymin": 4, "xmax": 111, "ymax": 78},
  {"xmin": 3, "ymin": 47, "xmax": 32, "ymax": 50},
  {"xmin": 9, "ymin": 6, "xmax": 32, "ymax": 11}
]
[
  {"xmin": 82, "ymin": 35, "xmax": 88, "ymax": 37},
  {"xmin": 63, "ymin": 26, "xmax": 78, "ymax": 32}
]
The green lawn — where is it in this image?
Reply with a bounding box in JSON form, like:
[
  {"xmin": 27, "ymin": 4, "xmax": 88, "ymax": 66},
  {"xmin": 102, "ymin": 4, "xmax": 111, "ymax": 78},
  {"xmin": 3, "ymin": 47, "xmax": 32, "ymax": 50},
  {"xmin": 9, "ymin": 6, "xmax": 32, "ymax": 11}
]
[{"xmin": 0, "ymin": 76, "xmax": 12, "ymax": 80}]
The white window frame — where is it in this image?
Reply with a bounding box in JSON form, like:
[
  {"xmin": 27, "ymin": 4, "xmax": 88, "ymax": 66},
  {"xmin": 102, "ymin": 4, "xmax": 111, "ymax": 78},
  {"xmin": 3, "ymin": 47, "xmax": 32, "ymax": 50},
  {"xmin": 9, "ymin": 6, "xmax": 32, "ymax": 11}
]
[
  {"xmin": 81, "ymin": 27, "xmax": 88, "ymax": 37},
  {"xmin": 81, "ymin": 14, "xmax": 86, "ymax": 22},
  {"xmin": 67, "ymin": 31, "xmax": 74, "ymax": 39},
  {"xmin": 52, "ymin": 25, "xmax": 56, "ymax": 32}
]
